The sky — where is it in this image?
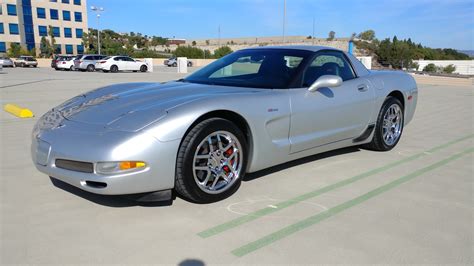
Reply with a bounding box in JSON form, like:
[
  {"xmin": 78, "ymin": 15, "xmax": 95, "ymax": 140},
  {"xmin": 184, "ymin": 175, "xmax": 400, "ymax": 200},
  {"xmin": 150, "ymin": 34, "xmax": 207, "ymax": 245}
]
[{"xmin": 87, "ymin": 0, "xmax": 474, "ymax": 50}]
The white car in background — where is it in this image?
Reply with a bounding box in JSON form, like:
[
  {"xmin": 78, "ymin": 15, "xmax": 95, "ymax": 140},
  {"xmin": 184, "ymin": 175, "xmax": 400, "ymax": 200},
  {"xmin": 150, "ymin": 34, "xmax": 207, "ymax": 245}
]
[
  {"xmin": 56, "ymin": 56, "xmax": 77, "ymax": 71},
  {"xmin": 96, "ymin": 56, "xmax": 149, "ymax": 73}
]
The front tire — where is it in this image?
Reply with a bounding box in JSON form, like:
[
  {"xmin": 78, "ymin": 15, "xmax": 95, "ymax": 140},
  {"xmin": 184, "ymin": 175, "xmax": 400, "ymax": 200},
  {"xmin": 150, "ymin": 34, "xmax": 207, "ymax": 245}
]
[
  {"xmin": 175, "ymin": 118, "xmax": 247, "ymax": 203},
  {"xmin": 140, "ymin": 65, "xmax": 148, "ymax": 72},
  {"xmin": 364, "ymin": 96, "xmax": 404, "ymax": 151}
]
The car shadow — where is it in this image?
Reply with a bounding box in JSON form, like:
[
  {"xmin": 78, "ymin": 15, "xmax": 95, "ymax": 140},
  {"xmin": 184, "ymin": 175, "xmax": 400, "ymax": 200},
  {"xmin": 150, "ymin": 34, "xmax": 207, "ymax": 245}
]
[
  {"xmin": 243, "ymin": 146, "xmax": 360, "ymax": 182},
  {"xmin": 49, "ymin": 177, "xmax": 173, "ymax": 208}
]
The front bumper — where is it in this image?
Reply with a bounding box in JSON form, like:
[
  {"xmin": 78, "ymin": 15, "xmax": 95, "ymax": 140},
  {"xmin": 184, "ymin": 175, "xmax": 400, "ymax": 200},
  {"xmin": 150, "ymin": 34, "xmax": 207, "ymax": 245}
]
[{"xmin": 31, "ymin": 121, "xmax": 180, "ymax": 195}]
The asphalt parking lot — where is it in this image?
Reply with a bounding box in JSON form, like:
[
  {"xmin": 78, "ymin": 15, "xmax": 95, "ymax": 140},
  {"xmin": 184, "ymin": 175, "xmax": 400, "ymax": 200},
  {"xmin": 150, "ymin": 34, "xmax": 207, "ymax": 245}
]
[{"xmin": 1, "ymin": 67, "xmax": 473, "ymax": 264}]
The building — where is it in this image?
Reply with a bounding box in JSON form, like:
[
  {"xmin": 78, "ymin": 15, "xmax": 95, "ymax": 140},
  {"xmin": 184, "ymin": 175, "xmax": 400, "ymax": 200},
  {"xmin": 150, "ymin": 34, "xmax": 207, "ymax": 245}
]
[{"xmin": 0, "ymin": 0, "xmax": 88, "ymax": 56}]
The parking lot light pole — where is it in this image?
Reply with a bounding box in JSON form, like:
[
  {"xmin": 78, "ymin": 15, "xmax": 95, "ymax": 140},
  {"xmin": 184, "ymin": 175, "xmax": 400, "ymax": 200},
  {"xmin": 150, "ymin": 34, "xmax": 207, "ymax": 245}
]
[{"xmin": 90, "ymin": 6, "xmax": 104, "ymax": 54}]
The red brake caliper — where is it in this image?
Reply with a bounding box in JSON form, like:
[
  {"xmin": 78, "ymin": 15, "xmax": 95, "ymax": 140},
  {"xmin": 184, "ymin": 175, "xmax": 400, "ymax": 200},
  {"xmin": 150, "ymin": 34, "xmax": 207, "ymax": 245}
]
[{"xmin": 223, "ymin": 148, "xmax": 233, "ymax": 174}]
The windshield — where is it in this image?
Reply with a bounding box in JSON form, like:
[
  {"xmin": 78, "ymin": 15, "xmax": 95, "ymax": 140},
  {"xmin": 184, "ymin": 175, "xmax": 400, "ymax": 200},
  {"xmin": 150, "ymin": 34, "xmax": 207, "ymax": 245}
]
[{"xmin": 183, "ymin": 49, "xmax": 312, "ymax": 89}]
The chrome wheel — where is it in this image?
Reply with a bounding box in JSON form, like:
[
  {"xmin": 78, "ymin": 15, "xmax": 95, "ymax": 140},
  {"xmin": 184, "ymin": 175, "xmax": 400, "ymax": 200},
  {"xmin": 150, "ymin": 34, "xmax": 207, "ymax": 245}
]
[
  {"xmin": 193, "ymin": 131, "xmax": 243, "ymax": 194},
  {"xmin": 382, "ymin": 104, "xmax": 403, "ymax": 146}
]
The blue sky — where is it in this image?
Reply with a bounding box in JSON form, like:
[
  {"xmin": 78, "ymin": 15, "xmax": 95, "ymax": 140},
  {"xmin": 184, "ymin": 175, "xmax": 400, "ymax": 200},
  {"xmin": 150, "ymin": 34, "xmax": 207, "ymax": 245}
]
[{"xmin": 87, "ymin": 0, "xmax": 474, "ymax": 50}]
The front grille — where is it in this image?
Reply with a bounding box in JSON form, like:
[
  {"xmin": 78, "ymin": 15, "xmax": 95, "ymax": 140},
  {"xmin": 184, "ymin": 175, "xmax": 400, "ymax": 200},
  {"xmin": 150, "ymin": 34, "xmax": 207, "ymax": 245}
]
[{"xmin": 55, "ymin": 159, "xmax": 93, "ymax": 173}]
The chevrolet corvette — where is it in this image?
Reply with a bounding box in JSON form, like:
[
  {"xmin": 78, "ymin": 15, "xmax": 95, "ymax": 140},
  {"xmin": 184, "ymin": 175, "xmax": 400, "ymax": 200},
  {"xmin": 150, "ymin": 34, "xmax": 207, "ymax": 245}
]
[{"xmin": 32, "ymin": 46, "xmax": 418, "ymax": 203}]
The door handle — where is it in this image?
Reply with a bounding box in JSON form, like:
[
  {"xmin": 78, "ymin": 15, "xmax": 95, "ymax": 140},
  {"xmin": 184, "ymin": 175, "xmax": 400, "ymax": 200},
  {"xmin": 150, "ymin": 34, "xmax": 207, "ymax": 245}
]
[{"xmin": 357, "ymin": 85, "xmax": 368, "ymax": 92}]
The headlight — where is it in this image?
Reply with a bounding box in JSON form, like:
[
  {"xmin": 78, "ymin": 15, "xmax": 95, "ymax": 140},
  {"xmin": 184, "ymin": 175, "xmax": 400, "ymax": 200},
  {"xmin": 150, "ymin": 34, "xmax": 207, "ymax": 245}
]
[{"xmin": 96, "ymin": 161, "xmax": 147, "ymax": 175}]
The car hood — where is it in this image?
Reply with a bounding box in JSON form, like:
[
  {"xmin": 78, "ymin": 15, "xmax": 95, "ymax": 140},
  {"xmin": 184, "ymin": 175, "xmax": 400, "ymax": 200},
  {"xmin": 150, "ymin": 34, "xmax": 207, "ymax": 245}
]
[{"xmin": 54, "ymin": 81, "xmax": 262, "ymax": 131}]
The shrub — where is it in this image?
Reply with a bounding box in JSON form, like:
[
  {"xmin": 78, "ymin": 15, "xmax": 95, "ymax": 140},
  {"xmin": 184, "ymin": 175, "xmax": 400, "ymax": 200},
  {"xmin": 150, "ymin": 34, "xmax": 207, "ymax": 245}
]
[
  {"xmin": 443, "ymin": 64, "xmax": 456, "ymax": 74},
  {"xmin": 423, "ymin": 63, "xmax": 437, "ymax": 72},
  {"xmin": 213, "ymin": 46, "xmax": 233, "ymax": 58}
]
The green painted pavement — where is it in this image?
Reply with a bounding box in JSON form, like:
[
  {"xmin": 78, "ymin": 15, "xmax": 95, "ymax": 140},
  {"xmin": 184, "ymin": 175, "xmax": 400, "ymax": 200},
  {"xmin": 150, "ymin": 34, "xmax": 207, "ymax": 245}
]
[
  {"xmin": 198, "ymin": 134, "xmax": 473, "ymax": 238},
  {"xmin": 231, "ymin": 147, "xmax": 473, "ymax": 257}
]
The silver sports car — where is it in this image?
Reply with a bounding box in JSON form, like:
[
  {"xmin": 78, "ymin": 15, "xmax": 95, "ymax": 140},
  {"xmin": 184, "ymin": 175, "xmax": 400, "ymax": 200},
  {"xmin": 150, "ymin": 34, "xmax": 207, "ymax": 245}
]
[{"xmin": 32, "ymin": 46, "xmax": 418, "ymax": 203}]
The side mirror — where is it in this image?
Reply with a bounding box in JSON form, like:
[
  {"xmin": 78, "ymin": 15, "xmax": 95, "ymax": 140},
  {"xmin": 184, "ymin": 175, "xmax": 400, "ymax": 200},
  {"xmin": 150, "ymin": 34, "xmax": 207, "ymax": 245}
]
[{"xmin": 308, "ymin": 75, "xmax": 343, "ymax": 92}]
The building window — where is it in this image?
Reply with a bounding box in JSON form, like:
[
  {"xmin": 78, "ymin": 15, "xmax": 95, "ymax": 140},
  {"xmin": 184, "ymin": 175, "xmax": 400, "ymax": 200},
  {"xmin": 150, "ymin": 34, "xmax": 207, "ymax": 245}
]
[
  {"xmin": 75, "ymin": 28, "xmax": 83, "ymax": 38},
  {"xmin": 0, "ymin": 23, "xmax": 4, "ymax": 34},
  {"xmin": 9, "ymin": 24, "xmax": 19, "ymax": 35},
  {"xmin": 77, "ymin": 44, "xmax": 84, "ymax": 54},
  {"xmin": 37, "ymin": 7, "xmax": 46, "ymax": 18},
  {"xmin": 74, "ymin": 12, "xmax": 82, "ymax": 22},
  {"xmin": 55, "ymin": 44, "xmax": 61, "ymax": 54},
  {"xmin": 65, "ymin": 44, "xmax": 73, "ymax": 54},
  {"xmin": 74, "ymin": 0, "xmax": 81, "ymax": 5},
  {"xmin": 50, "ymin": 9, "xmax": 59, "ymax": 20},
  {"xmin": 0, "ymin": 42, "xmax": 6, "ymax": 53},
  {"xmin": 0, "ymin": 5, "xmax": 3, "ymax": 15},
  {"xmin": 52, "ymin": 26, "xmax": 60, "ymax": 37},
  {"xmin": 62, "ymin": 10, "xmax": 70, "ymax": 21},
  {"xmin": 62, "ymin": 0, "xmax": 70, "ymax": 3},
  {"xmin": 38, "ymin": 26, "xmax": 48, "ymax": 36},
  {"xmin": 50, "ymin": 0, "xmax": 58, "ymax": 2},
  {"xmin": 64, "ymin": 28, "xmax": 72, "ymax": 38},
  {"xmin": 7, "ymin": 4, "xmax": 17, "ymax": 16}
]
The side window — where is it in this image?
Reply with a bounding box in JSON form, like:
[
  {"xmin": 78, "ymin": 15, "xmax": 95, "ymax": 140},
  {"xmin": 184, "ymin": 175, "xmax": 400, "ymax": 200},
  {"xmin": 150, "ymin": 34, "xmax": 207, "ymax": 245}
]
[
  {"xmin": 303, "ymin": 51, "xmax": 356, "ymax": 86},
  {"xmin": 84, "ymin": 56, "xmax": 93, "ymax": 60}
]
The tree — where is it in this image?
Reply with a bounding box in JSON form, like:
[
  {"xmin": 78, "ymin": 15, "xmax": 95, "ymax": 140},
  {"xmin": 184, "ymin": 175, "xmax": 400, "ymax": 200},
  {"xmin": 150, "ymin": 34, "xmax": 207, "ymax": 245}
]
[
  {"xmin": 358, "ymin": 30, "xmax": 375, "ymax": 41},
  {"xmin": 7, "ymin": 43, "xmax": 22, "ymax": 57},
  {"xmin": 40, "ymin": 36, "xmax": 53, "ymax": 58},
  {"xmin": 327, "ymin": 31, "xmax": 335, "ymax": 41},
  {"xmin": 205, "ymin": 40, "xmax": 210, "ymax": 45},
  {"xmin": 213, "ymin": 46, "xmax": 232, "ymax": 58},
  {"xmin": 423, "ymin": 63, "xmax": 437, "ymax": 72},
  {"xmin": 443, "ymin": 64, "xmax": 456, "ymax": 74},
  {"xmin": 192, "ymin": 41, "xmax": 197, "ymax": 46},
  {"xmin": 48, "ymin": 26, "xmax": 57, "ymax": 54}
]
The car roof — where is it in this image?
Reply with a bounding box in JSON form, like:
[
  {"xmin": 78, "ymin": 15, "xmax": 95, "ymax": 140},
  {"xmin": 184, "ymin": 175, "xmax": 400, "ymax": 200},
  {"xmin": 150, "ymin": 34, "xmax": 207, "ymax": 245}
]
[{"xmin": 240, "ymin": 45, "xmax": 342, "ymax": 53}]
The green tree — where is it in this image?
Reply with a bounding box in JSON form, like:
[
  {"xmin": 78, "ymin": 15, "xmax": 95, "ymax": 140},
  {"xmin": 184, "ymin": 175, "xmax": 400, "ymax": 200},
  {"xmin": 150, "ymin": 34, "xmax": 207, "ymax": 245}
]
[
  {"xmin": 423, "ymin": 63, "xmax": 437, "ymax": 72},
  {"xmin": 47, "ymin": 26, "xmax": 60, "ymax": 55},
  {"xmin": 192, "ymin": 41, "xmax": 197, "ymax": 46},
  {"xmin": 358, "ymin": 30, "xmax": 375, "ymax": 41},
  {"xmin": 443, "ymin": 64, "xmax": 456, "ymax": 74},
  {"xmin": 327, "ymin": 31, "xmax": 335, "ymax": 41},
  {"xmin": 213, "ymin": 46, "xmax": 232, "ymax": 58},
  {"xmin": 40, "ymin": 36, "xmax": 53, "ymax": 58},
  {"xmin": 7, "ymin": 43, "xmax": 22, "ymax": 57}
]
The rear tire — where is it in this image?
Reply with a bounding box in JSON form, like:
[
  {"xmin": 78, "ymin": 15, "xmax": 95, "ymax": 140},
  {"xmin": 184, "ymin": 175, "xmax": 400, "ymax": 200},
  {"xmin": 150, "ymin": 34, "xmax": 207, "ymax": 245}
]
[
  {"xmin": 363, "ymin": 96, "xmax": 404, "ymax": 151},
  {"xmin": 175, "ymin": 118, "xmax": 247, "ymax": 203},
  {"xmin": 69, "ymin": 66, "xmax": 74, "ymax": 71},
  {"xmin": 86, "ymin": 64, "xmax": 95, "ymax": 72},
  {"xmin": 110, "ymin": 65, "xmax": 119, "ymax": 73}
]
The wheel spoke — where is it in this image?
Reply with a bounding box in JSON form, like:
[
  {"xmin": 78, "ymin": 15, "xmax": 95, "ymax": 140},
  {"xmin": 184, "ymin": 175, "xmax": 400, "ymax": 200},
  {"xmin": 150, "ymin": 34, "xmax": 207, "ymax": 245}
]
[
  {"xmin": 195, "ymin": 154, "xmax": 210, "ymax": 160},
  {"xmin": 194, "ymin": 166, "xmax": 209, "ymax": 171},
  {"xmin": 210, "ymin": 173, "xmax": 221, "ymax": 189}
]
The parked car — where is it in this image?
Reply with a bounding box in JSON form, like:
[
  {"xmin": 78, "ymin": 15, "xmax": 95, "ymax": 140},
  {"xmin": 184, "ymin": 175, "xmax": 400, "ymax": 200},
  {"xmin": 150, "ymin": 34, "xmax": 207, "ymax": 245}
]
[
  {"xmin": 14, "ymin": 56, "xmax": 38, "ymax": 67},
  {"xmin": 56, "ymin": 56, "xmax": 77, "ymax": 71},
  {"xmin": 74, "ymin": 54, "xmax": 107, "ymax": 72},
  {"xmin": 32, "ymin": 46, "xmax": 418, "ymax": 203},
  {"xmin": 0, "ymin": 57, "xmax": 15, "ymax": 67},
  {"xmin": 52, "ymin": 55, "xmax": 75, "ymax": 70},
  {"xmin": 165, "ymin": 57, "xmax": 193, "ymax": 67},
  {"xmin": 96, "ymin": 56, "xmax": 149, "ymax": 73}
]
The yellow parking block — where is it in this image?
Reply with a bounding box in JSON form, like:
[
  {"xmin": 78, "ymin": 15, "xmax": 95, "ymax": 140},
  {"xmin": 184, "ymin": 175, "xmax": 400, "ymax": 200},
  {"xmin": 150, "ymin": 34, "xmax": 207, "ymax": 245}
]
[{"xmin": 3, "ymin": 104, "xmax": 34, "ymax": 118}]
